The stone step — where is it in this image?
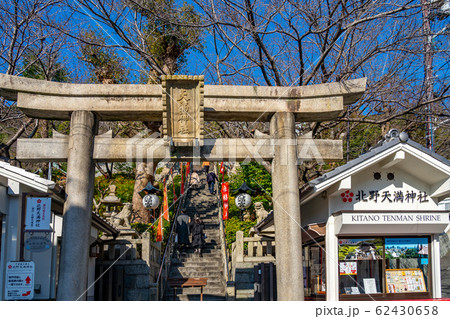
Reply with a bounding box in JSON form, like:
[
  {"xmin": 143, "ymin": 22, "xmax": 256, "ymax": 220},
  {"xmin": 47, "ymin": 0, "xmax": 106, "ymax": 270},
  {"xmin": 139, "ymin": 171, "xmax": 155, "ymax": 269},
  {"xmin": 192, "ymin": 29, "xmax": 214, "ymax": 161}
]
[
  {"xmin": 202, "ymin": 237, "xmax": 222, "ymax": 243},
  {"xmin": 167, "ymin": 286, "xmax": 226, "ymax": 296},
  {"xmin": 169, "ymin": 269, "xmax": 224, "ymax": 278},
  {"xmin": 171, "ymin": 260, "xmax": 222, "ymax": 267},
  {"xmin": 203, "ymin": 223, "xmax": 220, "ymax": 228},
  {"xmin": 173, "ymin": 258, "xmax": 223, "ymax": 266},
  {"xmin": 169, "ymin": 266, "xmax": 223, "ymax": 278},
  {"xmin": 174, "ymin": 251, "xmax": 222, "ymax": 258},
  {"xmin": 170, "ymin": 261, "xmax": 222, "ymax": 269},
  {"xmin": 175, "ymin": 251, "xmax": 222, "ymax": 259},
  {"xmin": 166, "ymin": 274, "xmax": 225, "ymax": 284},
  {"xmin": 165, "ymin": 178, "xmax": 228, "ymax": 301},
  {"xmin": 169, "ymin": 281, "xmax": 225, "ymax": 290},
  {"xmin": 168, "ymin": 294, "xmax": 226, "ymax": 301},
  {"xmin": 177, "ymin": 240, "xmax": 221, "ymax": 246}
]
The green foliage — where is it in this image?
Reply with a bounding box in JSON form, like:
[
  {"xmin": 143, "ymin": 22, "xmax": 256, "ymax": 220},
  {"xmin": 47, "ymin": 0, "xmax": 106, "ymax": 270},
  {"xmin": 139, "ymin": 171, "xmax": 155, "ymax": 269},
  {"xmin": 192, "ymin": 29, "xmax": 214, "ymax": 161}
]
[
  {"xmin": 132, "ymin": 166, "xmax": 183, "ymax": 246},
  {"xmin": 224, "ymin": 217, "xmax": 256, "ymax": 250},
  {"xmin": 346, "ymin": 124, "xmax": 382, "ymax": 160},
  {"xmin": 79, "ymin": 30, "xmax": 128, "ymax": 83},
  {"xmin": 21, "ymin": 52, "xmax": 70, "ymax": 82},
  {"xmin": 128, "ymin": 0, "xmax": 203, "ymax": 76},
  {"xmin": 222, "ymin": 162, "xmax": 272, "ymax": 249},
  {"xmin": 93, "ymin": 173, "xmax": 135, "ymax": 214},
  {"xmin": 114, "ymin": 162, "xmax": 135, "ymax": 177},
  {"xmin": 226, "ymin": 162, "xmax": 272, "ymax": 219},
  {"xmin": 131, "ymin": 222, "xmax": 157, "ymax": 242}
]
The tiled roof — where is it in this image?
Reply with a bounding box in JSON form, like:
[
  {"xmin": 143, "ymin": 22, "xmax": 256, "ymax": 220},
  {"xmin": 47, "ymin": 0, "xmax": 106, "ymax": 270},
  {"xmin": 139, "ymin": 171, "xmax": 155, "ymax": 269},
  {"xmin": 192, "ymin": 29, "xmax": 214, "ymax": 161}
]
[{"xmin": 308, "ymin": 136, "xmax": 450, "ymax": 188}]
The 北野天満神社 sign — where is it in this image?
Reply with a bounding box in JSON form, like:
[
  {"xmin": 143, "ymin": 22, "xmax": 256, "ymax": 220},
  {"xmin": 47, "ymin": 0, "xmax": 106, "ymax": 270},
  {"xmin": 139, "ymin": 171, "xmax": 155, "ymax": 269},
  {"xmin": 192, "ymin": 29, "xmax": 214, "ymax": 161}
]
[{"xmin": 25, "ymin": 197, "xmax": 52, "ymax": 231}]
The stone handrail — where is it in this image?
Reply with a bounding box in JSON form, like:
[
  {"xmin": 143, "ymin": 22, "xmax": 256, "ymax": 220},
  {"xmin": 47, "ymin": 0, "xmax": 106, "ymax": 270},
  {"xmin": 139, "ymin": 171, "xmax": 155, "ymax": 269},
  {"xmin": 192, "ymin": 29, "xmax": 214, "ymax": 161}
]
[
  {"xmin": 230, "ymin": 231, "xmax": 276, "ymax": 281},
  {"xmin": 98, "ymin": 234, "xmax": 160, "ymax": 263},
  {"xmin": 97, "ymin": 233, "xmax": 162, "ymax": 282}
]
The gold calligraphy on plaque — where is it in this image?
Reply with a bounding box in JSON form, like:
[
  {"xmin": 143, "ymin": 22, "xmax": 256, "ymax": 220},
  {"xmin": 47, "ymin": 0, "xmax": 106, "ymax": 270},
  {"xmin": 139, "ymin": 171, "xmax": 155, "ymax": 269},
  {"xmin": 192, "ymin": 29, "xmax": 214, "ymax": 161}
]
[
  {"xmin": 176, "ymin": 89, "xmax": 191, "ymax": 135},
  {"xmin": 161, "ymin": 75, "xmax": 204, "ymax": 146}
]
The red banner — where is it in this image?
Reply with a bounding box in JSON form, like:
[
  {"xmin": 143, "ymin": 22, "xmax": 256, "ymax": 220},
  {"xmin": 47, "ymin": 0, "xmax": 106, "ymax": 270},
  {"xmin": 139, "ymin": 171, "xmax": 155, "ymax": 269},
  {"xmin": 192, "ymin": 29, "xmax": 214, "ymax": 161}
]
[
  {"xmin": 180, "ymin": 163, "xmax": 184, "ymax": 195},
  {"xmin": 220, "ymin": 162, "xmax": 225, "ymax": 182},
  {"xmin": 163, "ymin": 179, "xmax": 169, "ymax": 221},
  {"xmin": 171, "ymin": 167, "xmax": 177, "ymax": 202},
  {"xmin": 222, "ymin": 201, "xmax": 229, "ymax": 220},
  {"xmin": 186, "ymin": 162, "xmax": 191, "ymax": 177},
  {"xmin": 221, "ymin": 182, "xmax": 229, "ymax": 201},
  {"xmin": 156, "ymin": 209, "xmax": 163, "ymax": 242},
  {"xmin": 221, "ymin": 182, "xmax": 229, "ymax": 220}
]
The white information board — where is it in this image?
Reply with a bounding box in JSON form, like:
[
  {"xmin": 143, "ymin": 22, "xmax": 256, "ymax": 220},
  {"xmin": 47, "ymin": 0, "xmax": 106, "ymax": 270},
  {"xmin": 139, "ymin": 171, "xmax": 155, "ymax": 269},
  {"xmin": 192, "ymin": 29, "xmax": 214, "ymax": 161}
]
[
  {"xmin": 25, "ymin": 197, "xmax": 52, "ymax": 231},
  {"xmin": 363, "ymin": 278, "xmax": 378, "ymax": 294},
  {"xmin": 5, "ymin": 261, "xmax": 35, "ymax": 300}
]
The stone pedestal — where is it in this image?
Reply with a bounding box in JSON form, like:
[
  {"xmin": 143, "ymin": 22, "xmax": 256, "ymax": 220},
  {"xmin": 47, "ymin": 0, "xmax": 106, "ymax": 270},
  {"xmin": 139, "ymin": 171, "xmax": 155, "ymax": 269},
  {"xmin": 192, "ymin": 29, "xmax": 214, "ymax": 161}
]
[
  {"xmin": 270, "ymin": 112, "xmax": 304, "ymax": 301},
  {"xmin": 116, "ymin": 229, "xmax": 140, "ymax": 240},
  {"xmin": 57, "ymin": 111, "xmax": 97, "ymax": 300}
]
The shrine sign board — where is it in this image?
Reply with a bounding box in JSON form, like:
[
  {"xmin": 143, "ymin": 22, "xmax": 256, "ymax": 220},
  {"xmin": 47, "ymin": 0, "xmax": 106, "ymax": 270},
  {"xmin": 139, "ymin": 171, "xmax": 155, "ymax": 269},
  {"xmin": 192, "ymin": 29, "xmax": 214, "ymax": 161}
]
[
  {"xmin": 5, "ymin": 261, "xmax": 35, "ymax": 300},
  {"xmin": 25, "ymin": 197, "xmax": 52, "ymax": 231},
  {"xmin": 162, "ymin": 75, "xmax": 204, "ymax": 147}
]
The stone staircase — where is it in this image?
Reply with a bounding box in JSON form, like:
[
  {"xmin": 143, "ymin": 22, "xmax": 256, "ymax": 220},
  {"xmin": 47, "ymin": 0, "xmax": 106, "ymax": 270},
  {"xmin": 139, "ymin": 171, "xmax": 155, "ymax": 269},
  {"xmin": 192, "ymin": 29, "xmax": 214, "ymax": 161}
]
[{"xmin": 164, "ymin": 173, "xmax": 227, "ymax": 301}]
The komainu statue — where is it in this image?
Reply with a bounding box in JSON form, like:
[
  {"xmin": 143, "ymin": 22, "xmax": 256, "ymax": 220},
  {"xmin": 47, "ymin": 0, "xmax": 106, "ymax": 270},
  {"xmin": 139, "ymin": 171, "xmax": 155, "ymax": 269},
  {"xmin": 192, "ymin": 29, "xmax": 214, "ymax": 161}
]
[
  {"xmin": 110, "ymin": 203, "xmax": 133, "ymax": 228},
  {"xmin": 254, "ymin": 202, "xmax": 269, "ymax": 223}
]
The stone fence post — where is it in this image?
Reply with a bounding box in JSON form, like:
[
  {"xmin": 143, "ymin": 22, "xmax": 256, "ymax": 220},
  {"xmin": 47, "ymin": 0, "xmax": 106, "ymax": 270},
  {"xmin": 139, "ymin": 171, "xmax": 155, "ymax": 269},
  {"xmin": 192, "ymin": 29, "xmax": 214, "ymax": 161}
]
[{"xmin": 236, "ymin": 231, "xmax": 244, "ymax": 263}]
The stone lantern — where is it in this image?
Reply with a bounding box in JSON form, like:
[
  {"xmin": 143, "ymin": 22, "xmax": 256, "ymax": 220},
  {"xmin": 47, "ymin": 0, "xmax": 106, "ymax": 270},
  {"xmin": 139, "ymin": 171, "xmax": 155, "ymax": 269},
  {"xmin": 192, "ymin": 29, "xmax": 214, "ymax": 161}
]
[{"xmin": 100, "ymin": 184, "xmax": 123, "ymax": 220}]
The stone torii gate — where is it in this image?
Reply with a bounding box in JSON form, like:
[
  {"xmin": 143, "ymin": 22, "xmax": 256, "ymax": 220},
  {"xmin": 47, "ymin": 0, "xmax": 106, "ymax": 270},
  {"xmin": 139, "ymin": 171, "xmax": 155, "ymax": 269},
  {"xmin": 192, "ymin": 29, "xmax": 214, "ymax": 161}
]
[{"xmin": 0, "ymin": 74, "xmax": 366, "ymax": 301}]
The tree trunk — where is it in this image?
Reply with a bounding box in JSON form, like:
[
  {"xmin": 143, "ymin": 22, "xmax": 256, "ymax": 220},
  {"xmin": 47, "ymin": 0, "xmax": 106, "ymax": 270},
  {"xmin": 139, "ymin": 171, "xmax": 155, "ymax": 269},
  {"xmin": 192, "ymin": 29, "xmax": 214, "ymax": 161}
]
[{"xmin": 132, "ymin": 162, "xmax": 156, "ymax": 223}]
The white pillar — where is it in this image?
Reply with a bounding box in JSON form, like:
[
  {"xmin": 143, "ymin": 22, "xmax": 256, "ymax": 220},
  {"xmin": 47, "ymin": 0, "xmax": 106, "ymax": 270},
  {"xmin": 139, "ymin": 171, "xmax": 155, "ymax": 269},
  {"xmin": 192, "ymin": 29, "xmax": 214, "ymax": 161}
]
[
  {"xmin": 431, "ymin": 234, "xmax": 441, "ymax": 298},
  {"xmin": 0, "ymin": 205, "xmax": 7, "ymax": 301},
  {"xmin": 5, "ymin": 180, "xmax": 21, "ymax": 263},
  {"xmin": 326, "ymin": 215, "xmax": 339, "ymax": 301}
]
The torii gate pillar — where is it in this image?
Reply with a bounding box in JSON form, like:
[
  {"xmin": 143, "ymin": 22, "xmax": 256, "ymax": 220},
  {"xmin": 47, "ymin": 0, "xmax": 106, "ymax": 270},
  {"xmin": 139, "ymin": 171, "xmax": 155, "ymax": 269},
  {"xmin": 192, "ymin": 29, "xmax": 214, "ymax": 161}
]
[
  {"xmin": 57, "ymin": 111, "xmax": 97, "ymax": 301},
  {"xmin": 270, "ymin": 112, "xmax": 304, "ymax": 301}
]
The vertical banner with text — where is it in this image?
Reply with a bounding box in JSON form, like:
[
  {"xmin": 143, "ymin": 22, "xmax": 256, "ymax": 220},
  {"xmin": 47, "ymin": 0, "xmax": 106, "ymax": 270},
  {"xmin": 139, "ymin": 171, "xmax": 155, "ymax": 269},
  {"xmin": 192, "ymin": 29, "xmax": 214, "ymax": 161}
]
[
  {"xmin": 221, "ymin": 182, "xmax": 230, "ymax": 220},
  {"xmin": 156, "ymin": 207, "xmax": 163, "ymax": 242},
  {"xmin": 220, "ymin": 162, "xmax": 225, "ymax": 182},
  {"xmin": 180, "ymin": 162, "xmax": 184, "ymax": 195}
]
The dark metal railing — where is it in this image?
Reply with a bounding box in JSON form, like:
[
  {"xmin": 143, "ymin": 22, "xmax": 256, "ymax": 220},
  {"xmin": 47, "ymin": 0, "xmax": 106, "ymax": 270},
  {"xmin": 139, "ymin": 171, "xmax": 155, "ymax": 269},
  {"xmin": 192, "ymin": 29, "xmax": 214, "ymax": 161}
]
[{"xmin": 155, "ymin": 164, "xmax": 192, "ymax": 300}]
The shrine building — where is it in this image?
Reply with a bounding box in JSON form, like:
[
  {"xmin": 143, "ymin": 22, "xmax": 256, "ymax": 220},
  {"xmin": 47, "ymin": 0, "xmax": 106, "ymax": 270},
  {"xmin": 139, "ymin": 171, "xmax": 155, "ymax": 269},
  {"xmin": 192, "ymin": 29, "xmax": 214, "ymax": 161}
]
[{"xmin": 256, "ymin": 129, "xmax": 450, "ymax": 301}]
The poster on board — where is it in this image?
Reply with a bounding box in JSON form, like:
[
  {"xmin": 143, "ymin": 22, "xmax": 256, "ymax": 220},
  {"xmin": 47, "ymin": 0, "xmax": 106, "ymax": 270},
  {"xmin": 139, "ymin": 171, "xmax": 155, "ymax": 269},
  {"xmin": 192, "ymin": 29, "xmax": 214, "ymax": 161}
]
[
  {"xmin": 339, "ymin": 261, "xmax": 357, "ymax": 275},
  {"xmin": 385, "ymin": 238, "xmax": 428, "ymax": 259},
  {"xmin": 5, "ymin": 261, "xmax": 35, "ymax": 300},
  {"xmin": 385, "ymin": 268, "xmax": 426, "ymax": 293},
  {"xmin": 338, "ymin": 238, "xmax": 383, "ymax": 260}
]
